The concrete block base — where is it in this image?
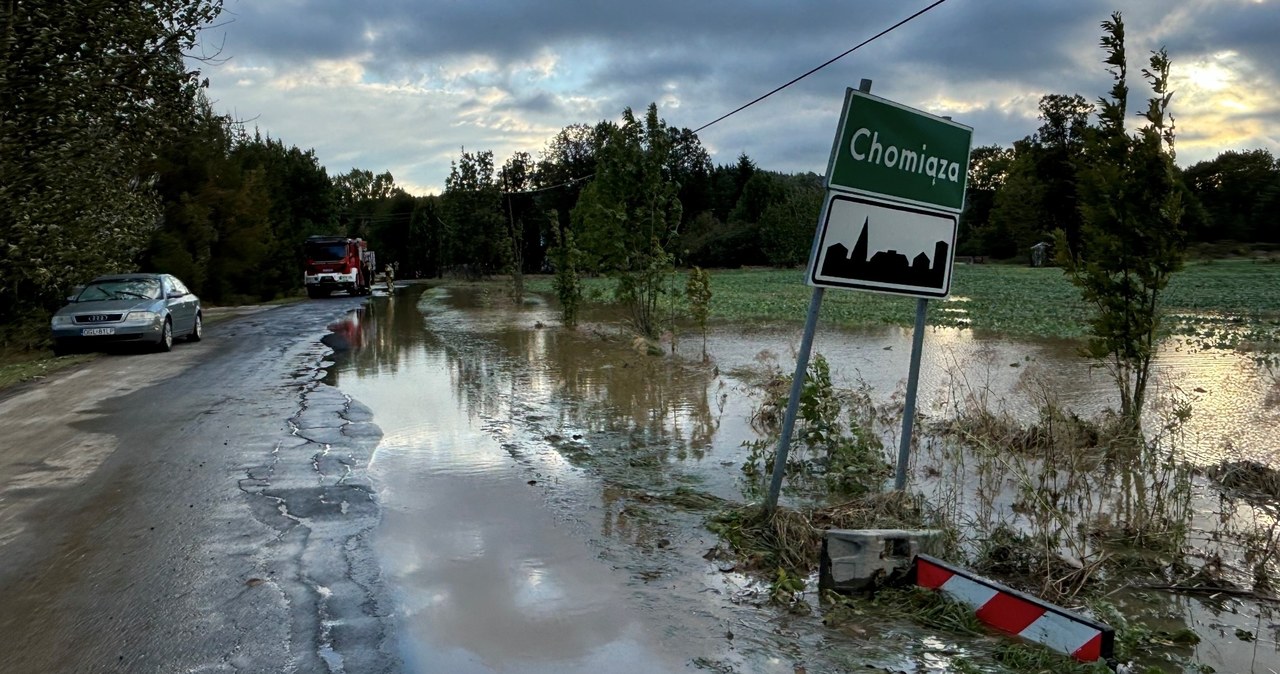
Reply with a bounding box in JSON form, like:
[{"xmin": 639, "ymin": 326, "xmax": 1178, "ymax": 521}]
[{"xmin": 819, "ymin": 529, "xmax": 943, "ymax": 593}]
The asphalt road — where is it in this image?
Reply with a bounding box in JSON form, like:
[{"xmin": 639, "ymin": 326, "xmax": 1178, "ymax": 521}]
[{"xmin": 0, "ymin": 297, "xmax": 398, "ymax": 673}]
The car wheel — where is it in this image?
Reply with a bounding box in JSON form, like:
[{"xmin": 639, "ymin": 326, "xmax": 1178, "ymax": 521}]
[
  {"xmin": 188, "ymin": 313, "xmax": 203, "ymax": 342},
  {"xmin": 157, "ymin": 318, "xmax": 173, "ymax": 352},
  {"xmin": 53, "ymin": 340, "xmax": 69, "ymax": 357}
]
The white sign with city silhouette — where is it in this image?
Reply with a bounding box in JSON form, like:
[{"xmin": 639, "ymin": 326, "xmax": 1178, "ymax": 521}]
[{"xmin": 808, "ymin": 193, "xmax": 957, "ymax": 298}]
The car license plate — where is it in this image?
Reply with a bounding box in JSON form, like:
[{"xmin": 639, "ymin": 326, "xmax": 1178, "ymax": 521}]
[{"xmin": 81, "ymin": 327, "xmax": 115, "ymax": 336}]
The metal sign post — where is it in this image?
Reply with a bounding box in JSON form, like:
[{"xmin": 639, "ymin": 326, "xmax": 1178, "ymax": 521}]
[
  {"xmin": 765, "ymin": 80, "xmax": 972, "ymax": 512},
  {"xmin": 763, "ymin": 286, "xmax": 824, "ymax": 513},
  {"xmin": 765, "ymin": 80, "xmax": 873, "ymax": 515},
  {"xmin": 895, "ymin": 297, "xmax": 928, "ymax": 490}
]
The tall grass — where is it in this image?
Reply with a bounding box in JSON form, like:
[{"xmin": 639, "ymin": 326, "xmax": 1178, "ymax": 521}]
[{"xmin": 711, "ymin": 352, "xmax": 1264, "ymax": 672}]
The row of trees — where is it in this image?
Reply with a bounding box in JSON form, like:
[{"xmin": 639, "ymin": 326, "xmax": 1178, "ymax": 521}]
[
  {"xmin": 142, "ymin": 109, "xmax": 826, "ymax": 308},
  {"xmin": 961, "ymin": 103, "xmax": 1280, "ymax": 260},
  {"xmin": 1, "ymin": 1, "xmax": 1273, "ymax": 353}
]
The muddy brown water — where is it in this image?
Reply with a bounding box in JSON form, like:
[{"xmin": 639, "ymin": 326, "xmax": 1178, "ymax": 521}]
[{"xmin": 325, "ymin": 283, "xmax": 1278, "ymax": 673}]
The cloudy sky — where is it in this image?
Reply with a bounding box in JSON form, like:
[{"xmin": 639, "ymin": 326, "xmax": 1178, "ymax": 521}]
[{"xmin": 195, "ymin": 0, "xmax": 1279, "ymax": 196}]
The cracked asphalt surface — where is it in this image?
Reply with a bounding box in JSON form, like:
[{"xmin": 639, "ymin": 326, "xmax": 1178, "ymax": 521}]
[{"xmin": 0, "ymin": 297, "xmax": 397, "ymax": 673}]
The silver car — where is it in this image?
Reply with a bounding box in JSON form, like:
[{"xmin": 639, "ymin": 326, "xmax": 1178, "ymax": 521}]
[{"xmin": 50, "ymin": 273, "xmax": 202, "ymax": 355}]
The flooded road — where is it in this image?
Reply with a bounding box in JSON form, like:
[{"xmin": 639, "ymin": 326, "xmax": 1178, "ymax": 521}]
[
  {"xmin": 326, "ymin": 283, "xmax": 1279, "ymax": 672},
  {"xmin": 331, "ymin": 333, "xmax": 694, "ymax": 671},
  {"xmin": 326, "ymin": 290, "xmax": 758, "ymax": 672},
  {"xmin": 328, "ymin": 286, "xmax": 948, "ymax": 672}
]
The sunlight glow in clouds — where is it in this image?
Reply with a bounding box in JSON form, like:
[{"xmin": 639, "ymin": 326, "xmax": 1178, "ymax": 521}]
[
  {"xmin": 271, "ymin": 58, "xmax": 368, "ymax": 90},
  {"xmin": 199, "ymin": 1, "xmax": 1280, "ymax": 195},
  {"xmin": 1180, "ymin": 52, "xmax": 1239, "ymax": 93}
]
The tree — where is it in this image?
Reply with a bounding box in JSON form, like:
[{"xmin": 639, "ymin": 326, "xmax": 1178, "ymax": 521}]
[
  {"xmin": 664, "ymin": 126, "xmax": 714, "ymax": 228},
  {"xmin": 144, "ymin": 113, "xmax": 342, "ymax": 303},
  {"xmin": 1183, "ymin": 150, "xmax": 1280, "ymax": 243},
  {"xmin": 200, "ymin": 167, "xmax": 272, "ymax": 303},
  {"xmin": 1055, "ymin": 12, "xmax": 1185, "ymax": 431},
  {"xmin": 958, "ymin": 145, "xmax": 1015, "ymax": 255},
  {"xmin": 549, "ymin": 223, "xmax": 583, "ymax": 327},
  {"xmin": 984, "ymin": 142, "xmax": 1046, "ymax": 259},
  {"xmin": 404, "ymin": 197, "xmax": 444, "ymax": 279},
  {"xmin": 536, "ymin": 122, "xmax": 610, "ymax": 251},
  {"xmin": 677, "ymin": 154, "xmax": 780, "ymax": 268},
  {"xmin": 985, "ymin": 94, "xmax": 1094, "ymax": 260},
  {"xmin": 334, "ymin": 168, "xmax": 398, "ymax": 238},
  {"xmin": 685, "ymin": 266, "xmax": 712, "ymax": 358},
  {"xmin": 758, "ymin": 177, "xmax": 824, "ymax": 267},
  {"xmin": 144, "ymin": 98, "xmax": 234, "ymax": 296},
  {"xmin": 572, "ymin": 104, "xmax": 682, "ymax": 337},
  {"xmin": 364, "ymin": 188, "xmax": 416, "ymax": 278},
  {"xmin": 442, "ymin": 149, "xmax": 505, "ymax": 278},
  {"xmin": 1035, "ymin": 94, "xmax": 1094, "ymax": 251},
  {"xmin": 717, "ymin": 153, "xmax": 757, "ymax": 223},
  {"xmin": 220, "ymin": 128, "xmax": 337, "ymax": 299},
  {"xmin": 499, "ymin": 151, "xmax": 535, "ymax": 303},
  {"xmin": 0, "ymin": 0, "xmax": 223, "ymax": 346}
]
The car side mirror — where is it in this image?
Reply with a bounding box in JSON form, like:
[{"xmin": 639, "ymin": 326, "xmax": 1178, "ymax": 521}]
[{"xmin": 167, "ymin": 290, "xmax": 185, "ymax": 299}]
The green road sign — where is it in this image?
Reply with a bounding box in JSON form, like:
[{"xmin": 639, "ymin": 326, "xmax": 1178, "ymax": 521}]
[{"xmin": 826, "ymin": 89, "xmax": 973, "ymax": 212}]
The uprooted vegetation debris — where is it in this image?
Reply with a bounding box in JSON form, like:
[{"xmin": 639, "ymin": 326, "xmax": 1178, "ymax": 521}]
[
  {"xmin": 708, "ymin": 491, "xmax": 935, "ymax": 579},
  {"xmin": 706, "ymin": 347, "xmax": 1280, "ymax": 673},
  {"xmin": 1209, "ymin": 459, "xmax": 1280, "ymax": 502}
]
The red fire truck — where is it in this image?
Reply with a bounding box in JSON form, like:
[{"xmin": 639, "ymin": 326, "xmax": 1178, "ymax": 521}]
[{"xmin": 303, "ymin": 236, "xmax": 376, "ymax": 298}]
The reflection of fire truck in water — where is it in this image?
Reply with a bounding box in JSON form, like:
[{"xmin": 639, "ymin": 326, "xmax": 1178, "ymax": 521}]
[
  {"xmin": 325, "ymin": 309, "xmax": 367, "ymax": 350},
  {"xmin": 303, "ymin": 236, "xmax": 376, "ymax": 298}
]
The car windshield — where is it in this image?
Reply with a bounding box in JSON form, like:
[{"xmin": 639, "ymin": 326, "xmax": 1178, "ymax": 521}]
[
  {"xmin": 306, "ymin": 242, "xmax": 348, "ymax": 261},
  {"xmin": 77, "ymin": 278, "xmax": 162, "ymax": 301}
]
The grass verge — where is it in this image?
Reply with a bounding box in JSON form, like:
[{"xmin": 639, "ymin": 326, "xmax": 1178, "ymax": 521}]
[{"xmin": 0, "ymin": 352, "xmax": 96, "ymax": 391}]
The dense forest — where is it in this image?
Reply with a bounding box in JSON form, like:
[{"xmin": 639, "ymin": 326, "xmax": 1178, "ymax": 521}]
[{"xmin": 2, "ymin": 1, "xmax": 1278, "ymax": 348}]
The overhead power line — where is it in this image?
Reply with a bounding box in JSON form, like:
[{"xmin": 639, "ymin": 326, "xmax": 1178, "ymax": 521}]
[
  {"xmin": 501, "ymin": 173, "xmax": 593, "ymax": 197},
  {"xmin": 692, "ymin": 0, "xmax": 950, "ymax": 134},
  {"xmin": 501, "ymin": 0, "xmax": 949, "ymax": 196}
]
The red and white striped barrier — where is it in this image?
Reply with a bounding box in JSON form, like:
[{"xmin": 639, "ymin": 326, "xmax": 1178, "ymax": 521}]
[{"xmin": 913, "ymin": 554, "xmax": 1114, "ymax": 662}]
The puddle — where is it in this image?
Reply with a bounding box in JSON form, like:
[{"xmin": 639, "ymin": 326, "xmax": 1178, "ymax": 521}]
[
  {"xmin": 1107, "ymin": 587, "xmax": 1280, "ymax": 673},
  {"xmin": 326, "ymin": 283, "xmax": 1280, "ymax": 672}
]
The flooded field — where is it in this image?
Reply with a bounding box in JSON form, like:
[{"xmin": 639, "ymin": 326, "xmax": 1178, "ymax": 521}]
[{"xmin": 325, "ymin": 283, "xmax": 1279, "ymax": 673}]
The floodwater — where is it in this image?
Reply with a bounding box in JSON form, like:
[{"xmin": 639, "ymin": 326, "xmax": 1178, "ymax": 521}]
[{"xmin": 325, "ymin": 283, "xmax": 1279, "ymax": 673}]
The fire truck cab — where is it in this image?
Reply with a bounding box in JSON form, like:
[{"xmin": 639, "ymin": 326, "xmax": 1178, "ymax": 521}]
[{"xmin": 303, "ymin": 236, "xmax": 375, "ymax": 298}]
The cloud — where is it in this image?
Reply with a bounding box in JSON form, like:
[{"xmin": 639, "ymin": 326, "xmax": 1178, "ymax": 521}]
[{"xmin": 201, "ymin": 0, "xmax": 1280, "ymax": 194}]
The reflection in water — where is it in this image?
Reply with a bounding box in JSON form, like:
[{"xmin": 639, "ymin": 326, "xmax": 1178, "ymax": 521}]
[
  {"xmin": 327, "ymin": 291, "xmax": 699, "ymax": 673},
  {"xmin": 326, "ymin": 283, "xmax": 1280, "ymax": 673},
  {"xmin": 1108, "ymin": 585, "xmax": 1280, "ymax": 673},
  {"xmin": 419, "ymin": 288, "xmax": 729, "ymax": 494},
  {"xmin": 326, "ymin": 286, "xmax": 978, "ymax": 672},
  {"xmin": 376, "ymin": 458, "xmax": 661, "ymax": 672}
]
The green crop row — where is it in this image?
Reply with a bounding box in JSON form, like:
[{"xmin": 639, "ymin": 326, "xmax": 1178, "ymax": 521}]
[{"xmin": 521, "ymin": 259, "xmax": 1280, "ymax": 345}]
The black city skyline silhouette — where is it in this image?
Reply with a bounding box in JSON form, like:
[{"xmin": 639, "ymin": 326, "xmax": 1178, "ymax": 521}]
[{"xmin": 820, "ymin": 216, "xmax": 948, "ymax": 289}]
